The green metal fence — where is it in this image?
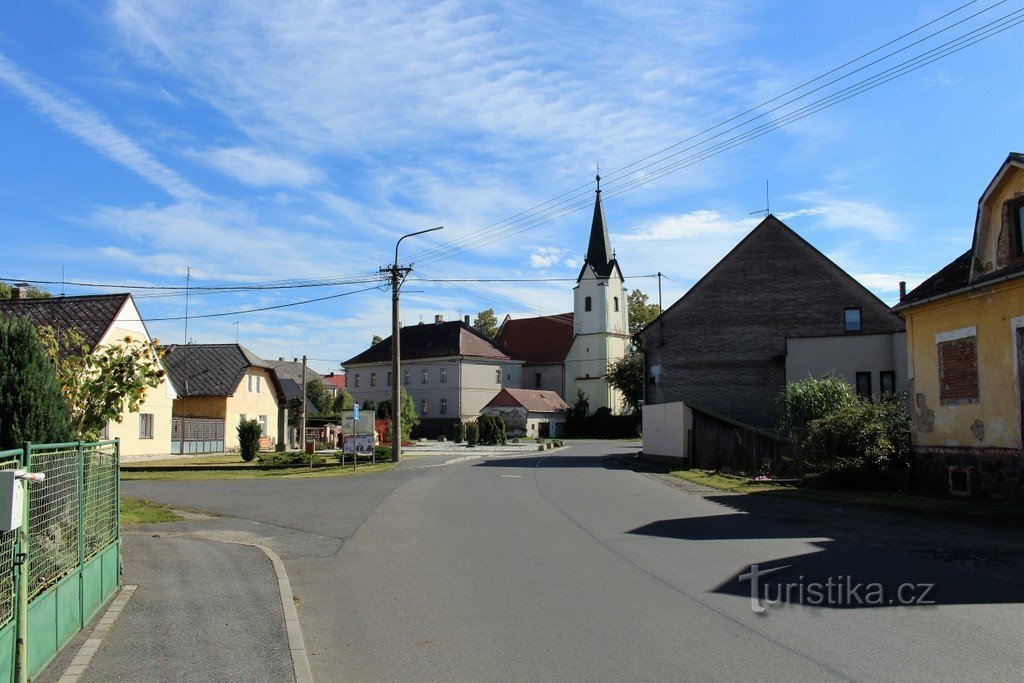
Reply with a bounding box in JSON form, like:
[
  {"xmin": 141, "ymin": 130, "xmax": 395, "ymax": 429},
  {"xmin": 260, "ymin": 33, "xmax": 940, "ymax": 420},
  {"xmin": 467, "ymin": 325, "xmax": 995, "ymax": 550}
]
[{"xmin": 0, "ymin": 440, "xmax": 121, "ymax": 682}]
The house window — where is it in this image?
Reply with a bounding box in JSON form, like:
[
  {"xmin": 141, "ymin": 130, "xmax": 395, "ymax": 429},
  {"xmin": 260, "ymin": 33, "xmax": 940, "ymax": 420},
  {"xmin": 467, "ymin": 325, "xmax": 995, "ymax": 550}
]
[
  {"xmin": 354, "ymin": 374, "xmax": 360, "ymax": 388},
  {"xmin": 614, "ymin": 296, "xmax": 619, "ymax": 312},
  {"xmin": 421, "ymin": 399, "xmax": 428, "ymax": 415},
  {"xmin": 387, "ymin": 371, "xmax": 392, "ymax": 386},
  {"xmin": 422, "ymin": 369, "xmax": 429, "ymax": 384},
  {"xmin": 139, "ymin": 413, "xmax": 154, "ymax": 439},
  {"xmin": 239, "ymin": 413, "xmax": 247, "ymax": 423},
  {"xmin": 585, "ymin": 296, "xmax": 592, "ymax": 312},
  {"xmin": 440, "ymin": 368, "xmax": 447, "ymax": 384},
  {"xmin": 258, "ymin": 415, "xmax": 268, "ymax": 437},
  {"xmin": 247, "ymin": 374, "xmax": 262, "ymax": 393},
  {"xmin": 495, "ymin": 369, "xmax": 501, "ymax": 384},
  {"xmin": 938, "ymin": 333, "xmax": 980, "ymax": 405},
  {"xmin": 535, "ymin": 372, "xmax": 542, "ymax": 389},
  {"xmin": 855, "ymin": 372, "xmax": 872, "ymax": 400},
  {"xmin": 101, "ymin": 422, "xmax": 110, "ymax": 440},
  {"xmin": 880, "ymin": 371, "xmax": 896, "ymax": 395},
  {"xmin": 844, "ymin": 308, "xmax": 862, "ymax": 333},
  {"xmin": 403, "ymin": 370, "xmax": 409, "ymax": 385},
  {"xmin": 370, "ymin": 372, "xmax": 377, "ymax": 387},
  {"xmin": 1011, "ymin": 197, "xmax": 1024, "ymax": 257},
  {"xmin": 440, "ymin": 398, "xmax": 447, "ymax": 415}
]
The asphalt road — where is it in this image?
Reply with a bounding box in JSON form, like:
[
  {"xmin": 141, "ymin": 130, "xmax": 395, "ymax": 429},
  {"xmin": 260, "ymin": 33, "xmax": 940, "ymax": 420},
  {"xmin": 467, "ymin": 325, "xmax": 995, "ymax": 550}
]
[{"xmin": 119, "ymin": 443, "xmax": 1023, "ymax": 682}]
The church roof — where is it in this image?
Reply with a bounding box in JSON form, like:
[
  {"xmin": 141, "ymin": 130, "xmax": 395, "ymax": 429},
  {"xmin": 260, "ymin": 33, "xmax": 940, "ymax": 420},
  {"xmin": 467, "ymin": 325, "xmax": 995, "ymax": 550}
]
[
  {"xmin": 579, "ymin": 175, "xmax": 619, "ymax": 279},
  {"xmin": 495, "ymin": 313, "xmax": 574, "ymax": 364}
]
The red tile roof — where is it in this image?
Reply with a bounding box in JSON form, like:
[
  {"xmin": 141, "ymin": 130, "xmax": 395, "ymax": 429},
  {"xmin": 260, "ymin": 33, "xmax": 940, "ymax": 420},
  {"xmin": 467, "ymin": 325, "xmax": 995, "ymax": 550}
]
[
  {"xmin": 495, "ymin": 313, "xmax": 574, "ymax": 364},
  {"xmin": 322, "ymin": 373, "xmax": 346, "ymax": 390},
  {"xmin": 485, "ymin": 388, "xmax": 570, "ymax": 413}
]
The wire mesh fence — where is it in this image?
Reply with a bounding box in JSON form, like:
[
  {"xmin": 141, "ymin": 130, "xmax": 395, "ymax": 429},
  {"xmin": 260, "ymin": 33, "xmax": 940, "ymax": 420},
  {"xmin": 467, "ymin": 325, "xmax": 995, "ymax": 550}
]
[
  {"xmin": 83, "ymin": 442, "xmax": 118, "ymax": 558},
  {"xmin": 27, "ymin": 444, "xmax": 81, "ymax": 597},
  {"xmin": 0, "ymin": 450, "xmax": 22, "ymax": 629}
]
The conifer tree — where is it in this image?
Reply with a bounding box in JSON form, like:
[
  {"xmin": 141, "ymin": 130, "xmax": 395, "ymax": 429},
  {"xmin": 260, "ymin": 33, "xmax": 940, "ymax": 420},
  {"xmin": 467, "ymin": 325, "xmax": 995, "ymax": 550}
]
[{"xmin": 0, "ymin": 317, "xmax": 73, "ymax": 449}]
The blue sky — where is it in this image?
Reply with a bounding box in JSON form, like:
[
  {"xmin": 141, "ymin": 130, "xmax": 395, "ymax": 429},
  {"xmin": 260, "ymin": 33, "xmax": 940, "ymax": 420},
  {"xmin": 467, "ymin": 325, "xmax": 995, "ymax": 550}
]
[{"xmin": 0, "ymin": 1, "xmax": 1021, "ymax": 372}]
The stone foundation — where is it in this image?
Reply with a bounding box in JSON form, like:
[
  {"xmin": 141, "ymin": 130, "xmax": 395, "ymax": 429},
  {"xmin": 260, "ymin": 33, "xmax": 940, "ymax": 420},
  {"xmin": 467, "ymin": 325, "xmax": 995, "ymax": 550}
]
[{"xmin": 913, "ymin": 446, "xmax": 1024, "ymax": 500}]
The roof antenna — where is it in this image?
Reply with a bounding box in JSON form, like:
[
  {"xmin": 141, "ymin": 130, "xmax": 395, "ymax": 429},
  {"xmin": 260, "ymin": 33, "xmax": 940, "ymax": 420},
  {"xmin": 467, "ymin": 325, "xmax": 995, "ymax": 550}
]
[{"xmin": 748, "ymin": 180, "xmax": 770, "ymax": 217}]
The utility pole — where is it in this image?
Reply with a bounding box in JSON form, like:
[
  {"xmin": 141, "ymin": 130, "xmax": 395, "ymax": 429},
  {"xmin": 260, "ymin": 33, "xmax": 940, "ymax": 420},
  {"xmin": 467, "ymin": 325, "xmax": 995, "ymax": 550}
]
[
  {"xmin": 301, "ymin": 355, "xmax": 308, "ymax": 464},
  {"xmin": 381, "ymin": 226, "xmax": 443, "ymax": 462}
]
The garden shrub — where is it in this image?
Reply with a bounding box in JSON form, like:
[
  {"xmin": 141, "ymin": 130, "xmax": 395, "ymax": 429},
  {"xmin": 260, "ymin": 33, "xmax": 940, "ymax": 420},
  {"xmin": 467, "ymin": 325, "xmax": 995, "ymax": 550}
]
[
  {"xmin": 476, "ymin": 413, "xmax": 506, "ymax": 446},
  {"xmin": 238, "ymin": 419, "xmax": 262, "ymax": 462},
  {"xmin": 454, "ymin": 422, "xmax": 466, "ymax": 443},
  {"xmin": 465, "ymin": 422, "xmax": 479, "ymax": 446}
]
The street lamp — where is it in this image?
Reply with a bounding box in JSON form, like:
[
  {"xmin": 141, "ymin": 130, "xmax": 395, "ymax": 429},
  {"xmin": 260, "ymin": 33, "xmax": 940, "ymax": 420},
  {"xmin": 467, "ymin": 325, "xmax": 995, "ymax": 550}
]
[{"xmin": 383, "ymin": 226, "xmax": 442, "ymax": 462}]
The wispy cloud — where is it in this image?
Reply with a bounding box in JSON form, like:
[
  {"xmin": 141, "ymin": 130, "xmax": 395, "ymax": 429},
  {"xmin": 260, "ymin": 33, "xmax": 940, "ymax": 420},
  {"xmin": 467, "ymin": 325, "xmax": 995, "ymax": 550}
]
[
  {"xmin": 0, "ymin": 52, "xmax": 206, "ymax": 202},
  {"xmin": 193, "ymin": 146, "xmax": 324, "ymax": 187},
  {"xmin": 529, "ymin": 246, "xmax": 566, "ymax": 269},
  {"xmin": 783, "ymin": 193, "xmax": 904, "ymax": 241}
]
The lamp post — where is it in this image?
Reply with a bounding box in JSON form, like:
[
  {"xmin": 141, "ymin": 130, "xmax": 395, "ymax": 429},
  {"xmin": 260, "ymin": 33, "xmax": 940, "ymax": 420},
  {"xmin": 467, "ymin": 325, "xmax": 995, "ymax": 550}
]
[{"xmin": 382, "ymin": 226, "xmax": 442, "ymax": 462}]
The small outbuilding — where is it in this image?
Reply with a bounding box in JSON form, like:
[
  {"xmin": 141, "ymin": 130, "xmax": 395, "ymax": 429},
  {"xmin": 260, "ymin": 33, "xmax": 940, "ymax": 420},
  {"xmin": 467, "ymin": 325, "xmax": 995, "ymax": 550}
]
[{"xmin": 482, "ymin": 388, "xmax": 571, "ymax": 438}]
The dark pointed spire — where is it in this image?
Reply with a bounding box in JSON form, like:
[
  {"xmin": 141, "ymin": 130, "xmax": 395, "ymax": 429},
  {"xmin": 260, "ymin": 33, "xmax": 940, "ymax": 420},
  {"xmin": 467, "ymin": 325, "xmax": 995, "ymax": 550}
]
[{"xmin": 585, "ymin": 173, "xmax": 614, "ymax": 276}]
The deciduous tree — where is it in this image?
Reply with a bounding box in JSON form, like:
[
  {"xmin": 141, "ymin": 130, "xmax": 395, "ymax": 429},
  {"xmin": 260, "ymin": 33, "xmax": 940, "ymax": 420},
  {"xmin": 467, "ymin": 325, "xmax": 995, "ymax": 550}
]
[{"xmin": 473, "ymin": 308, "xmax": 499, "ymax": 339}]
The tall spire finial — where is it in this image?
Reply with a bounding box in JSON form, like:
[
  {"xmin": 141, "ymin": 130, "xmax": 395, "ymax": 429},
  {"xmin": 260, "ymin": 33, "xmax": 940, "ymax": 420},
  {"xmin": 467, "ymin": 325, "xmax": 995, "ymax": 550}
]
[{"xmin": 596, "ymin": 162, "xmax": 601, "ymax": 194}]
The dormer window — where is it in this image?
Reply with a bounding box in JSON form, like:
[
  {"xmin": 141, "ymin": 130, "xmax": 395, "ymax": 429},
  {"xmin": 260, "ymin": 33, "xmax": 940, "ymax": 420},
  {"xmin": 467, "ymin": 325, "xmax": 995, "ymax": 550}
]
[
  {"xmin": 844, "ymin": 308, "xmax": 862, "ymax": 333},
  {"xmin": 585, "ymin": 296, "xmax": 592, "ymax": 312},
  {"xmin": 1011, "ymin": 197, "xmax": 1024, "ymax": 257}
]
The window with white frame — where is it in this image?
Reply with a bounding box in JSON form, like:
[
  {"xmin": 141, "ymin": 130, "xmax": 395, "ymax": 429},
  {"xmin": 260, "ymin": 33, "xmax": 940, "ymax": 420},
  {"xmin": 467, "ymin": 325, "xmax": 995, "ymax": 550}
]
[
  {"xmin": 440, "ymin": 368, "xmax": 447, "ymax": 383},
  {"xmin": 139, "ymin": 413, "xmax": 154, "ymax": 439},
  {"xmin": 403, "ymin": 370, "xmax": 410, "ymax": 385},
  {"xmin": 258, "ymin": 415, "xmax": 268, "ymax": 437},
  {"xmin": 440, "ymin": 398, "xmax": 447, "ymax": 415},
  {"xmin": 354, "ymin": 374, "xmax": 361, "ymax": 388},
  {"xmin": 421, "ymin": 399, "xmax": 428, "ymax": 415},
  {"xmin": 422, "ymin": 369, "xmax": 429, "ymax": 384},
  {"xmin": 495, "ymin": 368, "xmax": 501, "ymax": 383},
  {"xmin": 370, "ymin": 372, "xmax": 377, "ymax": 387},
  {"xmin": 247, "ymin": 374, "xmax": 262, "ymax": 393}
]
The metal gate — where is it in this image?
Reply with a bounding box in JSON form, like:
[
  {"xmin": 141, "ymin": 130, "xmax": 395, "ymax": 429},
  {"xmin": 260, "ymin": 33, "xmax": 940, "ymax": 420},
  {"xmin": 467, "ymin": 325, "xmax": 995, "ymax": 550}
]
[{"xmin": 171, "ymin": 417, "xmax": 225, "ymax": 454}]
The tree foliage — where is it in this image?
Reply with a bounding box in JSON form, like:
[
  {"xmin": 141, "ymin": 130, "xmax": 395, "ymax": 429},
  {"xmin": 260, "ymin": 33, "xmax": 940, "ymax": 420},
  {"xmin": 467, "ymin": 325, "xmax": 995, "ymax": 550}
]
[
  {"xmin": 304, "ymin": 376, "xmax": 332, "ymax": 413},
  {"xmin": 473, "ymin": 308, "xmax": 499, "ymax": 339},
  {"xmin": 606, "ymin": 349, "xmax": 643, "ymax": 414},
  {"xmin": 237, "ymin": 418, "xmax": 262, "ymax": 462},
  {"xmin": 571, "ymin": 387, "xmax": 590, "ymax": 419},
  {"xmin": 0, "ymin": 317, "xmax": 73, "ymax": 449},
  {"xmin": 777, "ymin": 375, "xmax": 857, "ymax": 431},
  {"xmin": 371, "ymin": 335, "xmax": 383, "ymax": 346},
  {"xmin": 627, "ymin": 289, "xmax": 660, "ymax": 337},
  {"xmin": 331, "ymin": 388, "xmax": 354, "ymax": 413},
  {"xmin": 374, "ymin": 387, "xmax": 418, "ymax": 441},
  {"xmin": 38, "ymin": 325, "xmax": 166, "ymax": 441},
  {"xmin": 0, "ymin": 283, "xmax": 51, "ymax": 299}
]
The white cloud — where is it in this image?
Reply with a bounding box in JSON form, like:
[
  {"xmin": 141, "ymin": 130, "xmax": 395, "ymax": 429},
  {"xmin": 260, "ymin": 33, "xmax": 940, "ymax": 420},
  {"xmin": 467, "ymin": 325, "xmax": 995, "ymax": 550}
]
[
  {"xmin": 194, "ymin": 146, "xmax": 323, "ymax": 187},
  {"xmin": 529, "ymin": 246, "xmax": 566, "ymax": 269},
  {"xmin": 617, "ymin": 209, "xmax": 754, "ymax": 242},
  {"xmin": 784, "ymin": 193, "xmax": 904, "ymax": 241},
  {"xmin": 0, "ymin": 52, "xmax": 206, "ymax": 202},
  {"xmin": 852, "ymin": 272, "xmax": 927, "ymax": 293}
]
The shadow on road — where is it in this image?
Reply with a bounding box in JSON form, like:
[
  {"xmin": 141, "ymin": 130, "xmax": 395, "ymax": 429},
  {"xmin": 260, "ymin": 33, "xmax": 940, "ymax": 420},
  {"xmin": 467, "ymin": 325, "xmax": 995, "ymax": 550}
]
[
  {"xmin": 628, "ymin": 513, "xmax": 1024, "ymax": 608},
  {"xmin": 474, "ymin": 454, "xmax": 637, "ymax": 469}
]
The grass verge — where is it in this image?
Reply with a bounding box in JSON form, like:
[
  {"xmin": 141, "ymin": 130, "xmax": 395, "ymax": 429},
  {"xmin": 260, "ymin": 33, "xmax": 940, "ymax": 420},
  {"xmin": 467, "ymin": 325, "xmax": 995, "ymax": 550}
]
[
  {"xmin": 121, "ymin": 497, "xmax": 183, "ymax": 524},
  {"xmin": 121, "ymin": 461, "xmax": 396, "ymax": 481},
  {"xmin": 670, "ymin": 468, "xmax": 1024, "ymax": 527}
]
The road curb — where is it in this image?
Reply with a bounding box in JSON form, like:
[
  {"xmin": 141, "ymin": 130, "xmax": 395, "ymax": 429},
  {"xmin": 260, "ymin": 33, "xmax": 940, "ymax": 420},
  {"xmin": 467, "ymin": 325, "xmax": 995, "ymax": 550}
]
[{"xmin": 57, "ymin": 585, "xmax": 137, "ymax": 683}]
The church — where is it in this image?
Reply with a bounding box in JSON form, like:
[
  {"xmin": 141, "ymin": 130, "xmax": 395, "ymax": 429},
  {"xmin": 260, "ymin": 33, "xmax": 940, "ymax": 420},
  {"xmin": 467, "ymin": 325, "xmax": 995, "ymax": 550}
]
[{"xmin": 496, "ymin": 176, "xmax": 631, "ymax": 414}]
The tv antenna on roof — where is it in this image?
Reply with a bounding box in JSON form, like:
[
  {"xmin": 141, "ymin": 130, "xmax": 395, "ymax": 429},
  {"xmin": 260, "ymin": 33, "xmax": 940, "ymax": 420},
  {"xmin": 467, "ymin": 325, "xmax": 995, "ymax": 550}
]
[{"xmin": 748, "ymin": 180, "xmax": 770, "ymax": 217}]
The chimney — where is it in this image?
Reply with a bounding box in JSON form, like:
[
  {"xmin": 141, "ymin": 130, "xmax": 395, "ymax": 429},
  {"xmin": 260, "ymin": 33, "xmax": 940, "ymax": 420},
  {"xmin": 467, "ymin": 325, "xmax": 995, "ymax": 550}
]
[
  {"xmin": 464, "ymin": 315, "xmax": 470, "ymax": 324},
  {"xmin": 279, "ymin": 357, "xmax": 286, "ymax": 362},
  {"xmin": 899, "ymin": 281, "xmax": 907, "ymax": 301},
  {"xmin": 434, "ymin": 314, "xmax": 444, "ymax": 324},
  {"xmin": 10, "ymin": 286, "xmax": 24, "ymax": 301},
  {"xmin": 293, "ymin": 357, "xmax": 298, "ymax": 363}
]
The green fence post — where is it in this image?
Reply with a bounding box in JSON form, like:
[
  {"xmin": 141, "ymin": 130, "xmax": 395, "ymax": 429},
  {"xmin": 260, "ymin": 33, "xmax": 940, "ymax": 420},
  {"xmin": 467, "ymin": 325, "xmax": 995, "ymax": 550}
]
[
  {"xmin": 77, "ymin": 442, "xmax": 85, "ymax": 635},
  {"xmin": 114, "ymin": 439, "xmax": 121, "ymax": 588},
  {"xmin": 13, "ymin": 443, "xmax": 31, "ymax": 683}
]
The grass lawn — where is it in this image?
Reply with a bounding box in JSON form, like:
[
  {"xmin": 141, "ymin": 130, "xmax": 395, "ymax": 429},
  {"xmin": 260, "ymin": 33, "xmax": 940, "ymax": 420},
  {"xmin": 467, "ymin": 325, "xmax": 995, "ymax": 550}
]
[
  {"xmin": 670, "ymin": 468, "xmax": 1024, "ymax": 527},
  {"xmin": 121, "ymin": 461, "xmax": 396, "ymax": 481},
  {"xmin": 121, "ymin": 497, "xmax": 183, "ymax": 524}
]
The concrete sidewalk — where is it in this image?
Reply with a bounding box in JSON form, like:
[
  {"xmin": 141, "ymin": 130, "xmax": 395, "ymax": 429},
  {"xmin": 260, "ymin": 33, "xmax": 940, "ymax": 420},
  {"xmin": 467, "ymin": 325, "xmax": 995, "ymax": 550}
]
[{"xmin": 37, "ymin": 531, "xmax": 296, "ymax": 683}]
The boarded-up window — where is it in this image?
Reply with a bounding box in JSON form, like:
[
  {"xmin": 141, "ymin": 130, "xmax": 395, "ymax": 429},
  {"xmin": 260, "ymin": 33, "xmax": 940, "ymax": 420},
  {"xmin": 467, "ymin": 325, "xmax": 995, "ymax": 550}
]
[{"xmin": 938, "ymin": 336, "xmax": 980, "ymax": 405}]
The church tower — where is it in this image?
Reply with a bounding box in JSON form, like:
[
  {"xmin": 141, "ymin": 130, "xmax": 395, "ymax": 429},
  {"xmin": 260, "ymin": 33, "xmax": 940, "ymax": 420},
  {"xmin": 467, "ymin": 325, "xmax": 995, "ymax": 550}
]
[{"xmin": 565, "ymin": 175, "xmax": 630, "ymax": 414}]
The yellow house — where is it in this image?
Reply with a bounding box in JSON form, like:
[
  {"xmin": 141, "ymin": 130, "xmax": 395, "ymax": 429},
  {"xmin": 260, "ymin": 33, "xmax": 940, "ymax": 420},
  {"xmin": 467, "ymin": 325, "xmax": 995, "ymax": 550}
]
[
  {"xmin": 164, "ymin": 344, "xmax": 287, "ymax": 452},
  {"xmin": 894, "ymin": 152, "xmax": 1024, "ymax": 498},
  {"xmin": 0, "ymin": 291, "xmax": 177, "ymax": 457}
]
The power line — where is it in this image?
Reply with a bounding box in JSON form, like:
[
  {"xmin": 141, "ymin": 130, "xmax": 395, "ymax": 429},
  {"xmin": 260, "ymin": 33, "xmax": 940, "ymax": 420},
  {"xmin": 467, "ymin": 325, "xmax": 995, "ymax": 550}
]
[{"xmin": 399, "ymin": 2, "xmax": 1020, "ymax": 268}]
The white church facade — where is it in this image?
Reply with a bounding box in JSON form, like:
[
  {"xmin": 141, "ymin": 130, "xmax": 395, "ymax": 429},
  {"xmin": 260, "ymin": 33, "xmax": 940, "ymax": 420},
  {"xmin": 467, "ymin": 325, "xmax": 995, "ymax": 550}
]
[{"xmin": 496, "ymin": 175, "xmax": 631, "ymax": 415}]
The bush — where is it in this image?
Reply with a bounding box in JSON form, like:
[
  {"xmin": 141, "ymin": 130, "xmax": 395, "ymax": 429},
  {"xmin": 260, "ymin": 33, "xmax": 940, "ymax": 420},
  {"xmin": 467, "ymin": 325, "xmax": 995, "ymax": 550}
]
[
  {"xmin": 453, "ymin": 422, "xmax": 466, "ymax": 443},
  {"xmin": 778, "ymin": 375, "xmax": 857, "ymax": 432},
  {"xmin": 0, "ymin": 317, "xmax": 73, "ymax": 448},
  {"xmin": 258, "ymin": 450, "xmax": 325, "ymax": 466},
  {"xmin": 238, "ymin": 419, "xmax": 262, "ymax": 462},
  {"xmin": 476, "ymin": 413, "xmax": 506, "ymax": 446},
  {"xmin": 465, "ymin": 422, "xmax": 479, "ymax": 446}
]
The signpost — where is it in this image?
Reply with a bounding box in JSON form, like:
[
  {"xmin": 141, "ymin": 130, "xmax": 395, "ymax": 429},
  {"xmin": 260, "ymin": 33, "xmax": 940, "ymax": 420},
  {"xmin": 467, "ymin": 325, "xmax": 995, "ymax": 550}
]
[{"xmin": 341, "ymin": 409, "xmax": 376, "ymax": 469}]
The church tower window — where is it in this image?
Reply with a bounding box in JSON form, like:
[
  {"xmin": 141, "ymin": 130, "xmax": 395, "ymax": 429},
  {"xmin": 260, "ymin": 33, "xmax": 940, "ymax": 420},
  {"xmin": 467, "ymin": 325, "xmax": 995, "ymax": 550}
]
[
  {"xmin": 585, "ymin": 296, "xmax": 592, "ymax": 312},
  {"xmin": 614, "ymin": 296, "xmax": 619, "ymax": 312}
]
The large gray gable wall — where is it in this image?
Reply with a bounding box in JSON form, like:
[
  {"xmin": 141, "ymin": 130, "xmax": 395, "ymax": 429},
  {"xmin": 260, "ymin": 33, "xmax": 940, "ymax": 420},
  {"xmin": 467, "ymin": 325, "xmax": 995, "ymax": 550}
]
[{"xmin": 639, "ymin": 215, "xmax": 904, "ymax": 428}]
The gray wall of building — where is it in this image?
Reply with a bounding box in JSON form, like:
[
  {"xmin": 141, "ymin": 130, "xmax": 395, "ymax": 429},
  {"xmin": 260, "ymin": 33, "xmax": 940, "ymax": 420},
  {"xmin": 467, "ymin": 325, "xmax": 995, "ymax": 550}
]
[
  {"xmin": 640, "ymin": 217, "xmax": 905, "ymax": 428},
  {"xmin": 785, "ymin": 332, "xmax": 908, "ymax": 394}
]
